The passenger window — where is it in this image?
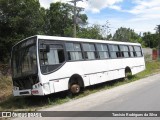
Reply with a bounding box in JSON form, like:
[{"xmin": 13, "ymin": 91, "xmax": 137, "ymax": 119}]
[
  {"xmin": 96, "ymin": 44, "xmax": 109, "ymax": 59},
  {"xmin": 82, "ymin": 43, "xmax": 96, "ymax": 60},
  {"xmin": 129, "ymin": 46, "xmax": 135, "ymax": 57},
  {"xmin": 39, "ymin": 44, "xmax": 65, "ymax": 73},
  {"xmin": 109, "ymin": 45, "xmax": 120, "ymax": 58},
  {"xmin": 65, "ymin": 43, "xmax": 83, "ymax": 60},
  {"xmin": 120, "ymin": 45, "xmax": 129, "ymax": 58},
  {"xmin": 134, "ymin": 46, "xmax": 143, "ymax": 57}
]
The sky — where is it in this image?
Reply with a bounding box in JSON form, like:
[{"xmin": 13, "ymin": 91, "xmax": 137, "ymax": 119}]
[{"xmin": 39, "ymin": 0, "xmax": 160, "ymax": 35}]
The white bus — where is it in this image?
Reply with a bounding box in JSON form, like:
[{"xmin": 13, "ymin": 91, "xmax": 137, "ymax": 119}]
[{"xmin": 11, "ymin": 35, "xmax": 145, "ymax": 96}]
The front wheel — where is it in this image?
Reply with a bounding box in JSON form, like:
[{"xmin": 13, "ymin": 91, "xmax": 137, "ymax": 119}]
[{"xmin": 70, "ymin": 84, "xmax": 81, "ymax": 94}]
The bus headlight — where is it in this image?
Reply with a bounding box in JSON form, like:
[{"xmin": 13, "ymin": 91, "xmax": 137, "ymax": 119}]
[
  {"xmin": 43, "ymin": 83, "xmax": 50, "ymax": 92},
  {"xmin": 32, "ymin": 85, "xmax": 37, "ymax": 89}
]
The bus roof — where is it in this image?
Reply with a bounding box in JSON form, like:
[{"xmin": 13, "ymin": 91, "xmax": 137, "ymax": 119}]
[
  {"xmin": 37, "ymin": 35, "xmax": 141, "ymax": 46},
  {"xmin": 14, "ymin": 35, "xmax": 142, "ymax": 47}
]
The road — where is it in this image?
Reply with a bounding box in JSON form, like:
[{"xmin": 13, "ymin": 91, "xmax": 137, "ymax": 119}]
[{"xmin": 13, "ymin": 73, "xmax": 160, "ymax": 120}]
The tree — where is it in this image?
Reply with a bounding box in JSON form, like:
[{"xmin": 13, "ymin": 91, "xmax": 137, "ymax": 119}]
[
  {"xmin": 142, "ymin": 32, "xmax": 159, "ymax": 48},
  {"xmin": 77, "ymin": 24, "xmax": 103, "ymax": 39},
  {"xmin": 113, "ymin": 27, "xmax": 139, "ymax": 42},
  {"xmin": 155, "ymin": 25, "xmax": 160, "ymax": 48},
  {"xmin": 78, "ymin": 14, "xmax": 88, "ymax": 25},
  {"xmin": 45, "ymin": 2, "xmax": 73, "ymax": 36},
  {"xmin": 0, "ymin": 0, "xmax": 45, "ymax": 63},
  {"xmin": 45, "ymin": 2, "xmax": 87, "ymax": 37},
  {"xmin": 106, "ymin": 34, "xmax": 112, "ymax": 40},
  {"xmin": 155, "ymin": 25, "xmax": 160, "ymax": 34}
]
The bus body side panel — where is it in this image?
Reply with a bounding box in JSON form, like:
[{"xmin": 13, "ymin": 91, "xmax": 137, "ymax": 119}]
[
  {"xmin": 51, "ymin": 78, "xmax": 69, "ymax": 93},
  {"xmin": 130, "ymin": 57, "xmax": 145, "ymax": 75},
  {"xmin": 38, "ymin": 57, "xmax": 145, "ymax": 94},
  {"xmin": 39, "ymin": 61, "xmax": 85, "ymax": 94},
  {"xmin": 108, "ymin": 57, "xmax": 145, "ymax": 77},
  {"xmin": 36, "ymin": 36, "xmax": 145, "ymax": 95},
  {"xmin": 82, "ymin": 75, "xmax": 90, "ymax": 87},
  {"xmin": 82, "ymin": 59, "xmax": 125, "ymax": 84}
]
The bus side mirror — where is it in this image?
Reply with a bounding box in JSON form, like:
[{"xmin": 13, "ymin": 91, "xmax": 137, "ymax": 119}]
[{"xmin": 46, "ymin": 45, "xmax": 50, "ymax": 52}]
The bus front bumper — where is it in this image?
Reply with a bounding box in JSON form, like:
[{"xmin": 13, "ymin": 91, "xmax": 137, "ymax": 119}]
[{"xmin": 13, "ymin": 87, "xmax": 44, "ymax": 96}]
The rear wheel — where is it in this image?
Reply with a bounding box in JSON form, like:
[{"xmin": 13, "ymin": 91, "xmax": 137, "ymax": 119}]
[
  {"xmin": 124, "ymin": 67, "xmax": 132, "ymax": 80},
  {"xmin": 124, "ymin": 72, "xmax": 130, "ymax": 80}
]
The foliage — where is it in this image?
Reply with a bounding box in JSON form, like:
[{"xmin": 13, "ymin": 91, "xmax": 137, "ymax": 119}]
[
  {"xmin": 113, "ymin": 27, "xmax": 140, "ymax": 42},
  {"xmin": 0, "ymin": 1, "xmax": 88, "ymax": 63},
  {"xmin": 78, "ymin": 14, "xmax": 88, "ymax": 25},
  {"xmin": 45, "ymin": 2, "xmax": 87, "ymax": 37},
  {"xmin": 0, "ymin": 0, "xmax": 45, "ymax": 63},
  {"xmin": 142, "ymin": 32, "xmax": 160, "ymax": 48},
  {"xmin": 45, "ymin": 2, "xmax": 73, "ymax": 36},
  {"xmin": 0, "ymin": 76, "xmax": 12, "ymax": 102},
  {"xmin": 77, "ymin": 24, "xmax": 103, "ymax": 39},
  {"xmin": 107, "ymin": 34, "xmax": 112, "ymax": 40},
  {"xmin": 155, "ymin": 25, "xmax": 160, "ymax": 34}
]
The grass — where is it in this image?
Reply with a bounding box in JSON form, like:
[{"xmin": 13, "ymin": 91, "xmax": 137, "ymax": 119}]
[
  {"xmin": 0, "ymin": 60, "xmax": 160, "ymax": 111},
  {"xmin": 0, "ymin": 76, "xmax": 12, "ymax": 102}
]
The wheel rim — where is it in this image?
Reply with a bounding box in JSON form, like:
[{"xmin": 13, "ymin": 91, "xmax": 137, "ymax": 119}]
[{"xmin": 70, "ymin": 84, "xmax": 80, "ymax": 94}]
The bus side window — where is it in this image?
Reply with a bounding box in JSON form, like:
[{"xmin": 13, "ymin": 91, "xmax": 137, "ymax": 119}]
[
  {"xmin": 134, "ymin": 46, "xmax": 143, "ymax": 57},
  {"xmin": 39, "ymin": 43, "xmax": 65, "ymax": 73},
  {"xmin": 109, "ymin": 45, "xmax": 120, "ymax": 58},
  {"xmin": 120, "ymin": 45, "xmax": 129, "ymax": 58},
  {"xmin": 46, "ymin": 45, "xmax": 65, "ymax": 65},
  {"xmin": 82, "ymin": 43, "xmax": 96, "ymax": 60},
  {"xmin": 39, "ymin": 44, "xmax": 49, "ymax": 65},
  {"xmin": 65, "ymin": 42, "xmax": 83, "ymax": 61},
  {"xmin": 96, "ymin": 44, "xmax": 109, "ymax": 59},
  {"xmin": 47, "ymin": 48, "xmax": 59, "ymax": 64},
  {"xmin": 58, "ymin": 50, "xmax": 65, "ymax": 63},
  {"xmin": 129, "ymin": 46, "xmax": 135, "ymax": 57}
]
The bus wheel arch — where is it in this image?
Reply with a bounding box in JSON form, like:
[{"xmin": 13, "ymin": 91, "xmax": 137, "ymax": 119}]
[
  {"xmin": 68, "ymin": 74, "xmax": 84, "ymax": 94},
  {"xmin": 124, "ymin": 67, "xmax": 132, "ymax": 80}
]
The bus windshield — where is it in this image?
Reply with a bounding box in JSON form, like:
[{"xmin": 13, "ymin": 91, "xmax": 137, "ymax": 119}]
[{"xmin": 12, "ymin": 38, "xmax": 37, "ymax": 78}]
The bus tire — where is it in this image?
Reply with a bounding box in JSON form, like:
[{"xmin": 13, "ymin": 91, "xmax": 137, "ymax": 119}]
[
  {"xmin": 70, "ymin": 84, "xmax": 80, "ymax": 94},
  {"xmin": 124, "ymin": 67, "xmax": 132, "ymax": 80},
  {"xmin": 68, "ymin": 74, "xmax": 84, "ymax": 95}
]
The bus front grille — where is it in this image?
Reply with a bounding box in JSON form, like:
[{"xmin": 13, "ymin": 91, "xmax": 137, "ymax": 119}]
[
  {"xmin": 20, "ymin": 91, "xmax": 29, "ymax": 95},
  {"xmin": 13, "ymin": 75, "xmax": 39, "ymax": 90}
]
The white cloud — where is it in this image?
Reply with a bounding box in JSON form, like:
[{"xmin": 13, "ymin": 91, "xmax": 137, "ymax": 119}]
[
  {"xmin": 129, "ymin": 0, "xmax": 160, "ymax": 14},
  {"xmin": 109, "ymin": 5, "xmax": 122, "ymax": 11},
  {"xmin": 77, "ymin": 0, "xmax": 123, "ymax": 13},
  {"xmin": 39, "ymin": 0, "xmax": 123, "ymax": 13},
  {"xmin": 127, "ymin": 0, "xmax": 160, "ymax": 21},
  {"xmin": 88, "ymin": 17, "xmax": 157, "ymax": 35},
  {"xmin": 39, "ymin": 0, "xmax": 53, "ymax": 8},
  {"xmin": 112, "ymin": 0, "xmax": 160, "ymax": 34},
  {"xmin": 39, "ymin": 0, "xmax": 68, "ymax": 8}
]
